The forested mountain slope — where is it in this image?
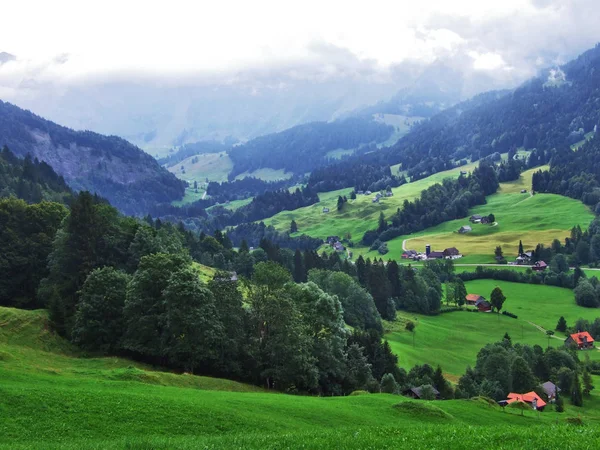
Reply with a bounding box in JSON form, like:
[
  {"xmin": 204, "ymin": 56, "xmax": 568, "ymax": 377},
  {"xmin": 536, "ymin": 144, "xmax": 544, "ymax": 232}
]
[
  {"xmin": 227, "ymin": 117, "xmax": 393, "ymax": 178},
  {"xmin": 0, "ymin": 100, "xmax": 185, "ymax": 215},
  {"xmin": 383, "ymin": 44, "xmax": 600, "ymax": 179}
]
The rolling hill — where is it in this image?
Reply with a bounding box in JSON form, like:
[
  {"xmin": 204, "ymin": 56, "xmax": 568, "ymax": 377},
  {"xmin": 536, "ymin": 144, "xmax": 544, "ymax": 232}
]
[
  {"xmin": 2, "ymin": 305, "xmax": 600, "ymax": 449},
  {"xmin": 0, "ymin": 100, "xmax": 185, "ymax": 215}
]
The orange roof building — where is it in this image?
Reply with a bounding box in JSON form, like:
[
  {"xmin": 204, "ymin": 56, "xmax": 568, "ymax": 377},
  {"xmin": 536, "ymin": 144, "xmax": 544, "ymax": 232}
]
[
  {"xmin": 506, "ymin": 391, "xmax": 547, "ymax": 409},
  {"xmin": 565, "ymin": 331, "xmax": 595, "ymax": 349}
]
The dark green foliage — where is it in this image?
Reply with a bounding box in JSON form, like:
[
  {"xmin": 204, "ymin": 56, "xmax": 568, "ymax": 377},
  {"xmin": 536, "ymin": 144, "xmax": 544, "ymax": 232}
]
[
  {"xmin": 228, "ymin": 117, "xmax": 393, "ymax": 178},
  {"xmin": 308, "ymin": 269, "xmax": 383, "ymax": 333},
  {"xmin": 0, "ymin": 146, "xmax": 73, "ymax": 204},
  {"xmin": 72, "ymin": 267, "xmax": 131, "ymax": 353},
  {"xmin": 490, "ymin": 287, "xmax": 506, "ymax": 313},
  {"xmin": 432, "ymin": 366, "xmax": 454, "ymax": 399},
  {"xmin": 582, "ymin": 369, "xmax": 594, "ymax": 396},
  {"xmin": 380, "ymin": 373, "xmax": 399, "ymax": 394},
  {"xmin": 405, "ymin": 321, "xmax": 415, "ymax": 332},
  {"xmin": 556, "ymin": 316, "xmax": 568, "ymax": 332},
  {"xmin": 571, "ymin": 372, "xmax": 583, "ymax": 407},
  {"xmin": 0, "ymin": 198, "xmax": 68, "ymax": 308},
  {"xmin": 290, "ymin": 219, "xmax": 298, "ymax": 233},
  {"xmin": 574, "ymin": 279, "xmax": 599, "ymax": 308},
  {"xmin": 510, "ymin": 356, "xmax": 536, "ymax": 393}
]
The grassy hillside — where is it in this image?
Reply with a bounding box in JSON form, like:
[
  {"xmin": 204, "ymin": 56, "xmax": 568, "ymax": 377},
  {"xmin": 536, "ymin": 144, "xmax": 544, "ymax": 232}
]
[
  {"xmin": 167, "ymin": 151, "xmax": 232, "ymax": 184},
  {"xmin": 379, "ymin": 167, "xmax": 593, "ymax": 262},
  {"xmin": 385, "ymin": 280, "xmax": 600, "ymax": 378},
  {"xmin": 264, "ymin": 162, "xmax": 479, "ymax": 242},
  {"xmin": 2, "ymin": 306, "xmax": 600, "ymax": 449}
]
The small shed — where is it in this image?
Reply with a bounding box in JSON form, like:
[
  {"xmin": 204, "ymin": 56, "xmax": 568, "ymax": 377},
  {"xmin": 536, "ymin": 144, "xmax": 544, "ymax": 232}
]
[{"xmin": 459, "ymin": 225, "xmax": 472, "ymax": 234}]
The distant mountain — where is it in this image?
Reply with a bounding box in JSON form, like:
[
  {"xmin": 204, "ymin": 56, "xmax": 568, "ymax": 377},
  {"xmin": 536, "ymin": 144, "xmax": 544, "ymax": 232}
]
[
  {"xmin": 0, "ymin": 52, "xmax": 16, "ymax": 64},
  {"xmin": 356, "ymin": 44, "xmax": 600, "ymax": 180},
  {"xmin": 227, "ymin": 117, "xmax": 394, "ymax": 179},
  {"xmin": 0, "ymin": 100, "xmax": 184, "ymax": 214}
]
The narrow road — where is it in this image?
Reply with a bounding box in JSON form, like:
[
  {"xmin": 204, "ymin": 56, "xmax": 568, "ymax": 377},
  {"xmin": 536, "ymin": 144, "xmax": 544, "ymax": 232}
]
[{"xmin": 527, "ymin": 321, "xmax": 563, "ymax": 340}]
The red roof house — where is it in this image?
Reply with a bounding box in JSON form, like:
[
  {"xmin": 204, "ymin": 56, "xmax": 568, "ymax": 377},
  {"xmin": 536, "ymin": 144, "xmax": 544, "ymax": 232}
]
[
  {"xmin": 532, "ymin": 261, "xmax": 547, "ymax": 271},
  {"xmin": 465, "ymin": 294, "xmax": 484, "ymax": 306},
  {"xmin": 565, "ymin": 331, "xmax": 595, "ymax": 349},
  {"xmin": 506, "ymin": 391, "xmax": 547, "ymax": 410}
]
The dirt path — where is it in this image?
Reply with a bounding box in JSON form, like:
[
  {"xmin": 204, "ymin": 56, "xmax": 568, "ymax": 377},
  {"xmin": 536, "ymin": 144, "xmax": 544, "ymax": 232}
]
[
  {"xmin": 202, "ymin": 190, "xmax": 207, "ymax": 200},
  {"xmin": 527, "ymin": 321, "xmax": 563, "ymax": 340}
]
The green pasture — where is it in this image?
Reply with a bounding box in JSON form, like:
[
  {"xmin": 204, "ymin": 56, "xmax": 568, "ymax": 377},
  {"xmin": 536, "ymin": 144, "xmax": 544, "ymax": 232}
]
[{"xmin": 2, "ymin": 306, "xmax": 600, "ymax": 449}]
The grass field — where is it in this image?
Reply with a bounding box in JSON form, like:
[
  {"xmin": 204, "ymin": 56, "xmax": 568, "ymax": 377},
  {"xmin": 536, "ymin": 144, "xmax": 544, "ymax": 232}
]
[
  {"xmin": 325, "ymin": 148, "xmax": 355, "ymax": 159},
  {"xmin": 374, "ymin": 114, "xmax": 423, "ymax": 148},
  {"xmin": 167, "ymin": 151, "xmax": 233, "ymax": 184},
  {"xmin": 358, "ymin": 166, "xmax": 593, "ymax": 261},
  {"xmin": 264, "ymin": 161, "xmax": 480, "ymax": 243},
  {"xmin": 2, "ymin": 306, "xmax": 600, "ymax": 449},
  {"xmin": 385, "ymin": 280, "xmax": 600, "ymax": 378}
]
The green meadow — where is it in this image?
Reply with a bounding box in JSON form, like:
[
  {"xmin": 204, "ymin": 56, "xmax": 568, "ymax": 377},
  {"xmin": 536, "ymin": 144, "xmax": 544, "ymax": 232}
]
[
  {"xmin": 264, "ymin": 162, "xmax": 480, "ymax": 242},
  {"xmin": 358, "ymin": 166, "xmax": 593, "ymax": 261},
  {"xmin": 385, "ymin": 280, "xmax": 600, "ymax": 379},
  {"xmin": 2, "ymin": 306, "xmax": 600, "ymax": 449},
  {"xmin": 167, "ymin": 151, "xmax": 233, "ymax": 184}
]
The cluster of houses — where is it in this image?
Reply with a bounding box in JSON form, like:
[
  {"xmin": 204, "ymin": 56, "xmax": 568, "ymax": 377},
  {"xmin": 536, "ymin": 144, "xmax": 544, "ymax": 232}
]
[
  {"xmin": 458, "ymin": 214, "xmax": 493, "ymax": 234},
  {"xmin": 406, "ymin": 380, "xmax": 561, "ymax": 407},
  {"xmin": 509, "ymin": 251, "xmax": 548, "ymax": 270},
  {"xmin": 326, "ymin": 235, "xmax": 345, "ymax": 253},
  {"xmin": 401, "ymin": 245, "xmax": 463, "ymax": 261},
  {"xmin": 355, "ymin": 189, "xmax": 393, "ymax": 204}
]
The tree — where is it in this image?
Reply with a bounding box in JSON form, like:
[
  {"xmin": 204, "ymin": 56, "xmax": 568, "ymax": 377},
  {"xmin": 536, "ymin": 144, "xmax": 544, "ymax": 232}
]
[
  {"xmin": 503, "ymin": 332, "xmax": 511, "ymax": 343},
  {"xmin": 546, "ymin": 330, "xmax": 555, "ymax": 349},
  {"xmin": 162, "ymin": 267, "xmax": 224, "ymax": 372},
  {"xmin": 550, "ymin": 254, "xmax": 569, "ymax": 274},
  {"xmin": 290, "ymin": 219, "xmax": 298, "ymax": 233},
  {"xmin": 490, "ymin": 287, "xmax": 506, "ymax": 313},
  {"xmin": 488, "ymin": 213, "xmax": 495, "ymax": 224},
  {"xmin": 122, "ymin": 253, "xmax": 189, "ymax": 359},
  {"xmin": 419, "ymin": 384, "xmax": 436, "ymax": 400},
  {"xmin": 583, "ymin": 369, "xmax": 594, "ymax": 397},
  {"xmin": 377, "ymin": 212, "xmax": 386, "ymax": 233},
  {"xmin": 356, "ymin": 255, "xmax": 367, "ymax": 286},
  {"xmin": 350, "ymin": 191, "xmax": 357, "ymax": 200},
  {"xmin": 518, "ymin": 240, "xmax": 524, "ymax": 256},
  {"xmin": 571, "ymin": 372, "xmax": 583, "ymax": 407},
  {"xmin": 380, "ymin": 373, "xmax": 399, "ymax": 394},
  {"xmin": 574, "ymin": 279, "xmax": 599, "ymax": 308},
  {"xmin": 432, "ymin": 365, "xmax": 454, "ymax": 399},
  {"xmin": 445, "ymin": 283, "xmax": 456, "ymax": 306},
  {"xmin": 337, "ymin": 195, "xmax": 345, "ymax": 211},
  {"xmin": 556, "ymin": 316, "xmax": 568, "ymax": 332},
  {"xmin": 494, "ymin": 246, "xmax": 503, "ymax": 259},
  {"xmin": 72, "ymin": 267, "xmax": 131, "ymax": 353},
  {"xmin": 510, "ymin": 356, "xmax": 536, "ymax": 393},
  {"xmin": 405, "ymin": 321, "xmax": 415, "ymax": 332},
  {"xmin": 293, "ymin": 249, "xmax": 306, "ymax": 283},
  {"xmin": 454, "ymin": 279, "xmax": 467, "ymax": 307},
  {"xmin": 252, "ymin": 261, "xmax": 292, "ymax": 293}
]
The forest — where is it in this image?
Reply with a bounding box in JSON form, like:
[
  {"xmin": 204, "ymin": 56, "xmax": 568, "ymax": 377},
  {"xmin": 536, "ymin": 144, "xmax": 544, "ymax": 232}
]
[{"xmin": 227, "ymin": 117, "xmax": 393, "ymax": 178}]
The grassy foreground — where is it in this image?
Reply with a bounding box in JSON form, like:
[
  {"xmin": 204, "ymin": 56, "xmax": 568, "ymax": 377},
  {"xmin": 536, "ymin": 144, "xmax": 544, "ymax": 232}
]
[{"xmin": 2, "ymin": 305, "xmax": 600, "ymax": 449}]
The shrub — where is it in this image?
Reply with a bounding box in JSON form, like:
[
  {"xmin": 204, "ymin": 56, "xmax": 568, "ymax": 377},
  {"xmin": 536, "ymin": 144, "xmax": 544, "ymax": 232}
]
[
  {"xmin": 566, "ymin": 417, "xmax": 584, "ymax": 426},
  {"xmin": 349, "ymin": 390, "xmax": 369, "ymax": 396},
  {"xmin": 502, "ymin": 311, "xmax": 518, "ymax": 319},
  {"xmin": 380, "ymin": 373, "xmax": 399, "ymax": 394},
  {"xmin": 439, "ymin": 307, "xmax": 462, "ymax": 314}
]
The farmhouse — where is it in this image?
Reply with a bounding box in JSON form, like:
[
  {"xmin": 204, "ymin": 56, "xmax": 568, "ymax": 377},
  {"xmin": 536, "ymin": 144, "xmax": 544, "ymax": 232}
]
[
  {"xmin": 403, "ymin": 386, "xmax": 440, "ymax": 400},
  {"xmin": 502, "ymin": 392, "xmax": 547, "ymax": 411},
  {"xmin": 458, "ymin": 225, "xmax": 472, "ymax": 234},
  {"xmin": 333, "ymin": 242, "xmax": 345, "ymax": 252},
  {"xmin": 365, "ymin": 191, "xmax": 372, "ymax": 195},
  {"xmin": 322, "ymin": 207, "xmax": 330, "ymax": 213},
  {"xmin": 428, "ymin": 251, "xmax": 444, "ymax": 259},
  {"xmin": 443, "ymin": 247, "xmax": 461, "ymax": 259},
  {"xmin": 402, "ymin": 250, "xmax": 417, "ymax": 259},
  {"xmin": 565, "ymin": 331, "xmax": 595, "ymax": 349},
  {"xmin": 470, "ymin": 214, "xmax": 483, "ymax": 223},
  {"xmin": 326, "ymin": 236, "xmax": 340, "ymax": 245},
  {"xmin": 541, "ymin": 381, "xmax": 560, "ymax": 402},
  {"xmin": 476, "ymin": 299, "xmax": 492, "ymax": 312},
  {"xmin": 465, "ymin": 294, "xmax": 484, "ymax": 306},
  {"xmin": 532, "ymin": 261, "xmax": 548, "ymax": 271},
  {"xmin": 372, "ymin": 197, "xmax": 379, "ymax": 203}
]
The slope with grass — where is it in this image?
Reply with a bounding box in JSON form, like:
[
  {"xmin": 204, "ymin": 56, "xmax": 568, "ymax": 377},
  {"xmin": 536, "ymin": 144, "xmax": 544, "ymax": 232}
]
[
  {"xmin": 167, "ymin": 151, "xmax": 233, "ymax": 184},
  {"xmin": 359, "ymin": 166, "xmax": 594, "ymax": 261},
  {"xmin": 2, "ymin": 306, "xmax": 600, "ymax": 449},
  {"xmin": 263, "ymin": 162, "xmax": 479, "ymax": 243},
  {"xmin": 385, "ymin": 280, "xmax": 600, "ymax": 379}
]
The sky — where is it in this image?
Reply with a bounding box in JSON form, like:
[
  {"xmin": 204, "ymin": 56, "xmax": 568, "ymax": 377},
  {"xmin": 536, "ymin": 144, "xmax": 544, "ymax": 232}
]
[{"xmin": 2, "ymin": 0, "xmax": 600, "ymax": 88}]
